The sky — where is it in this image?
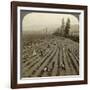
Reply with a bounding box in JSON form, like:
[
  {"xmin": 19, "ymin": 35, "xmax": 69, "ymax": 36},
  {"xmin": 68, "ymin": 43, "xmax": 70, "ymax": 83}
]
[{"xmin": 22, "ymin": 12, "xmax": 79, "ymax": 34}]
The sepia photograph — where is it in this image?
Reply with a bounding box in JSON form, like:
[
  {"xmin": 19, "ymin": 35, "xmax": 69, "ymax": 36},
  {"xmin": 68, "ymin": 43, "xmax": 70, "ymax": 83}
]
[
  {"xmin": 11, "ymin": 1, "xmax": 87, "ymax": 88},
  {"xmin": 21, "ymin": 11, "xmax": 80, "ymax": 78}
]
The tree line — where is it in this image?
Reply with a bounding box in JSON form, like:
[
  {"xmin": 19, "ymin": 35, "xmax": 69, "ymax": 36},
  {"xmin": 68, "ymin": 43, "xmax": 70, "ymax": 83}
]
[
  {"xmin": 53, "ymin": 18, "xmax": 70, "ymax": 37},
  {"xmin": 53, "ymin": 18, "xmax": 79, "ymax": 42}
]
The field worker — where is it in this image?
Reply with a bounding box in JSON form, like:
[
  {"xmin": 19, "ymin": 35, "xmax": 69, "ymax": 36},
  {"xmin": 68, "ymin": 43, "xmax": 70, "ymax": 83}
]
[
  {"xmin": 32, "ymin": 49, "xmax": 37, "ymax": 56},
  {"xmin": 44, "ymin": 66, "xmax": 48, "ymax": 72},
  {"xmin": 40, "ymin": 50, "xmax": 43, "ymax": 56}
]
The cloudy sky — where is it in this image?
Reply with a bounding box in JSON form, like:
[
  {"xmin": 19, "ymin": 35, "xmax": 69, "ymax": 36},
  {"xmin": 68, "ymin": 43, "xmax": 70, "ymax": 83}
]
[{"xmin": 22, "ymin": 12, "xmax": 79, "ymax": 34}]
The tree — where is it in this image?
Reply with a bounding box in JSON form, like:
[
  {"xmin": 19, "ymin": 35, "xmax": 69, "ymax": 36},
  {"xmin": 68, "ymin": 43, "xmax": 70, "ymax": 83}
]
[
  {"xmin": 64, "ymin": 18, "xmax": 70, "ymax": 37},
  {"xmin": 60, "ymin": 18, "xmax": 65, "ymax": 35}
]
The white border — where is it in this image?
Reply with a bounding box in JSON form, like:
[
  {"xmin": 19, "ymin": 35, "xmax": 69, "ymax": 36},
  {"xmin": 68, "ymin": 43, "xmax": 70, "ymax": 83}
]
[{"xmin": 17, "ymin": 7, "xmax": 84, "ymax": 84}]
